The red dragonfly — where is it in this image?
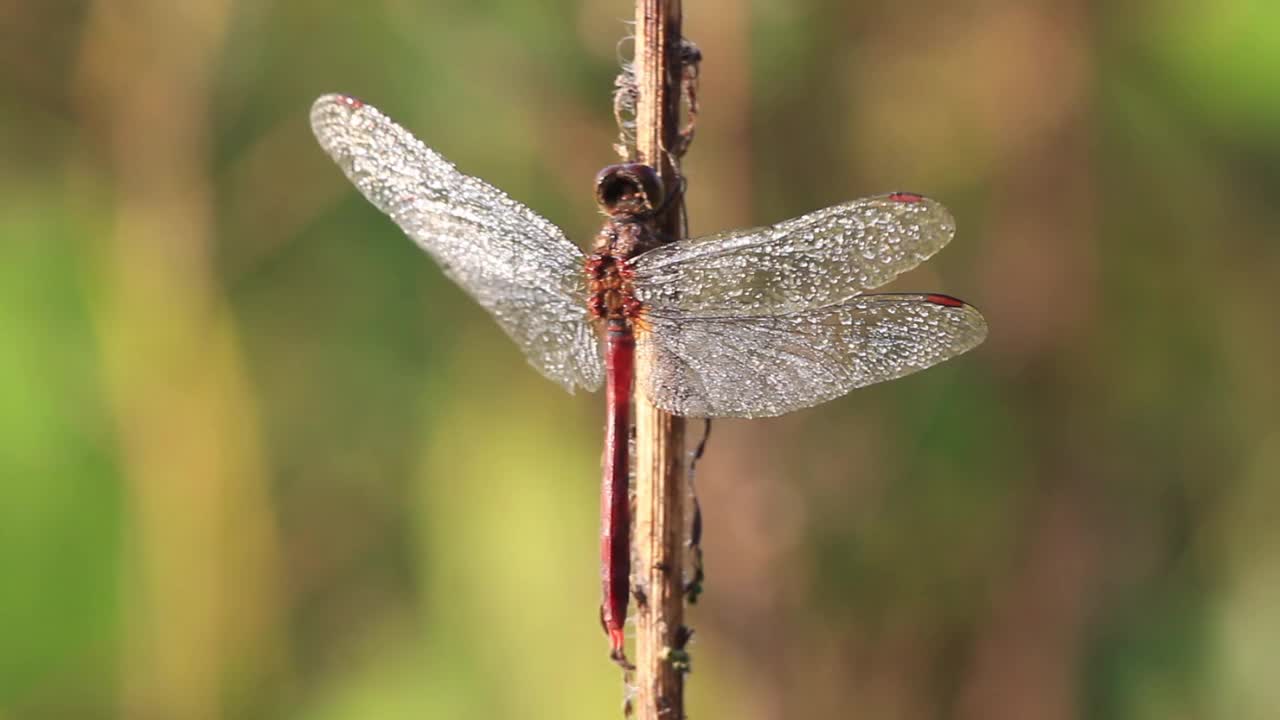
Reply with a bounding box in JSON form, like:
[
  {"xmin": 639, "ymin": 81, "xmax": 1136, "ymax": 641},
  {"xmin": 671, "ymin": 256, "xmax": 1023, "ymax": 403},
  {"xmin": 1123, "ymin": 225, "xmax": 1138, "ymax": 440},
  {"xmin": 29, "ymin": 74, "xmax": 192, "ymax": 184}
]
[{"xmin": 311, "ymin": 94, "xmax": 987, "ymax": 665}]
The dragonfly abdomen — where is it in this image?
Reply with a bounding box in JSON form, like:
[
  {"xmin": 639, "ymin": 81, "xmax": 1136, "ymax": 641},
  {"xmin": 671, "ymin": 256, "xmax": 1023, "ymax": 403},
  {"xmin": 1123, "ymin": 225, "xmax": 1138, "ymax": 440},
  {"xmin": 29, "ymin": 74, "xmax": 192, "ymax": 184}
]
[{"xmin": 599, "ymin": 318, "xmax": 635, "ymax": 666}]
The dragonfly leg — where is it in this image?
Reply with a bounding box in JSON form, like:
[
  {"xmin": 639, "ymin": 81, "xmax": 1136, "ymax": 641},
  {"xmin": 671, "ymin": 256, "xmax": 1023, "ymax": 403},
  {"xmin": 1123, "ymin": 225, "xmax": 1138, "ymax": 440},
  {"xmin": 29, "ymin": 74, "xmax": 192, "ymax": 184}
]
[
  {"xmin": 651, "ymin": 173, "xmax": 686, "ymax": 218},
  {"xmin": 684, "ymin": 418, "xmax": 710, "ymax": 603}
]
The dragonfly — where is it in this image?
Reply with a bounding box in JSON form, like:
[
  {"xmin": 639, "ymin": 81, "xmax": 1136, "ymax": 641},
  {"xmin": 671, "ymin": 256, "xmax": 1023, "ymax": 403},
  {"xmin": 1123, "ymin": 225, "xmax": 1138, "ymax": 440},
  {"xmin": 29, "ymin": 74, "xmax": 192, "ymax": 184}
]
[{"xmin": 310, "ymin": 93, "xmax": 987, "ymax": 666}]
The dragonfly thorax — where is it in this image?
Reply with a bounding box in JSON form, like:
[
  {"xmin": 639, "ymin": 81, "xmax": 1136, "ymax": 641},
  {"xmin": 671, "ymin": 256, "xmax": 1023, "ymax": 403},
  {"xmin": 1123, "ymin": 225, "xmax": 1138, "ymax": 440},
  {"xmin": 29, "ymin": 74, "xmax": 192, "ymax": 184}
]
[{"xmin": 585, "ymin": 253, "xmax": 641, "ymax": 322}]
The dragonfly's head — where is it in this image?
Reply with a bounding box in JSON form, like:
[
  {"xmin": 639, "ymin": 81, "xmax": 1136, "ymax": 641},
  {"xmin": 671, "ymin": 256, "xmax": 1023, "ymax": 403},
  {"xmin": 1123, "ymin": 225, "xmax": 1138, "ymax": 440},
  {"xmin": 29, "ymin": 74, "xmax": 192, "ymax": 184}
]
[{"xmin": 595, "ymin": 163, "xmax": 664, "ymax": 220}]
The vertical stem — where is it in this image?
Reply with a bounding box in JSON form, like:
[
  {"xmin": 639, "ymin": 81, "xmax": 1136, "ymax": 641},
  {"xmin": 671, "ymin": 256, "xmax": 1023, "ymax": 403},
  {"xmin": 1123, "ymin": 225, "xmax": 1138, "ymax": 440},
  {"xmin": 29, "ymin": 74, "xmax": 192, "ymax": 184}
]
[
  {"xmin": 632, "ymin": 0, "xmax": 687, "ymax": 717},
  {"xmin": 75, "ymin": 2, "xmax": 282, "ymax": 717}
]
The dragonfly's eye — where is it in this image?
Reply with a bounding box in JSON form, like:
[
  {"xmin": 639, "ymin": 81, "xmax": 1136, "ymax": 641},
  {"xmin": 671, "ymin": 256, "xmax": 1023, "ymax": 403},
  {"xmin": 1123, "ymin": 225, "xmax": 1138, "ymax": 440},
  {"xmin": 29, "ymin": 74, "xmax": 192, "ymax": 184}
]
[{"xmin": 595, "ymin": 163, "xmax": 664, "ymax": 218}]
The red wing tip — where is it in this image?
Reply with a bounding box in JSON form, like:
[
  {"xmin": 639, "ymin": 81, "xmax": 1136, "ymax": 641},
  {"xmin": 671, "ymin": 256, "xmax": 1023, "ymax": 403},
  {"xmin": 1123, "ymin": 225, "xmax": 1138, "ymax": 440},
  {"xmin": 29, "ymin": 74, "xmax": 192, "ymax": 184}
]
[
  {"xmin": 925, "ymin": 293, "xmax": 967, "ymax": 307},
  {"xmin": 333, "ymin": 94, "xmax": 364, "ymax": 109},
  {"xmin": 888, "ymin": 192, "xmax": 925, "ymax": 203}
]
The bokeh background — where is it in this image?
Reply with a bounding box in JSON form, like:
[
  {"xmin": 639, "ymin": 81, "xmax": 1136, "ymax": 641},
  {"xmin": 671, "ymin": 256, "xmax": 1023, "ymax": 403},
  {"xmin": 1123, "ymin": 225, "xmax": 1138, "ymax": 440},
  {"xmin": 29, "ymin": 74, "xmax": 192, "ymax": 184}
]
[{"xmin": 3, "ymin": 0, "xmax": 1279, "ymax": 718}]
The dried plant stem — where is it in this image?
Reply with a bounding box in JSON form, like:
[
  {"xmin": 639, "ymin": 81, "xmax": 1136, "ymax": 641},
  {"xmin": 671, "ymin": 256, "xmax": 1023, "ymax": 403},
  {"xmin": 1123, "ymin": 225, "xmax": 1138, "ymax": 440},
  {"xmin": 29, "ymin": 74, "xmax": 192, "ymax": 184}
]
[{"xmin": 631, "ymin": 0, "xmax": 688, "ymax": 718}]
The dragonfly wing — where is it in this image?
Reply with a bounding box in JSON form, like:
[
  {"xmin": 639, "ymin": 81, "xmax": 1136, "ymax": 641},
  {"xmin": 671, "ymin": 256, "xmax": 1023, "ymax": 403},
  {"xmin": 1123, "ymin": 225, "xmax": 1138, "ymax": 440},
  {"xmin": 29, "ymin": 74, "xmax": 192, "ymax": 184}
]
[
  {"xmin": 631, "ymin": 194, "xmax": 955, "ymax": 317},
  {"xmin": 637, "ymin": 294, "xmax": 987, "ymax": 418},
  {"xmin": 311, "ymin": 94, "xmax": 602, "ymax": 392}
]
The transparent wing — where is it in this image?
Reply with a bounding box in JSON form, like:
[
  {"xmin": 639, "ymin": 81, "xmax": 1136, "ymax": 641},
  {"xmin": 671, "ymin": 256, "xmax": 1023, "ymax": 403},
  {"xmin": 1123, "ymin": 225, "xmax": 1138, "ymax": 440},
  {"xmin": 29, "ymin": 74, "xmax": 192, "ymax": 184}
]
[
  {"xmin": 311, "ymin": 94, "xmax": 601, "ymax": 392},
  {"xmin": 631, "ymin": 194, "xmax": 955, "ymax": 317},
  {"xmin": 637, "ymin": 294, "xmax": 987, "ymax": 418}
]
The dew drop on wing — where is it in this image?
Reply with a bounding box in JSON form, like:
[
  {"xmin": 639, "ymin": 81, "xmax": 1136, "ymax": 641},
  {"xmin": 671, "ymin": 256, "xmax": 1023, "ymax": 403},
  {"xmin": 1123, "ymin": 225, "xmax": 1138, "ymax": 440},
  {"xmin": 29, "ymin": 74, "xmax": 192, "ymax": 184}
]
[
  {"xmin": 636, "ymin": 293, "xmax": 987, "ymax": 418},
  {"xmin": 309, "ymin": 94, "xmax": 604, "ymax": 392},
  {"xmin": 630, "ymin": 193, "xmax": 958, "ymax": 319}
]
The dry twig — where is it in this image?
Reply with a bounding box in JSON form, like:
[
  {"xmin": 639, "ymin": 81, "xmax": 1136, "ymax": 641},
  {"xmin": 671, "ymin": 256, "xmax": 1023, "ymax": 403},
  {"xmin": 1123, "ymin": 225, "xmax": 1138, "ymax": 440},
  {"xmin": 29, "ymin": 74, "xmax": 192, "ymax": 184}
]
[{"xmin": 629, "ymin": 0, "xmax": 691, "ymax": 717}]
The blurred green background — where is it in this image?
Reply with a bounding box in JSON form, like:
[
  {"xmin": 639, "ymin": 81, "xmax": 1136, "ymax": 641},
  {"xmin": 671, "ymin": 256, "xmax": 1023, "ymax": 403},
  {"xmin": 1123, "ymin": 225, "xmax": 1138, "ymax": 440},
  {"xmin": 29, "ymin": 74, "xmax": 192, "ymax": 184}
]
[{"xmin": 3, "ymin": 0, "xmax": 1279, "ymax": 718}]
